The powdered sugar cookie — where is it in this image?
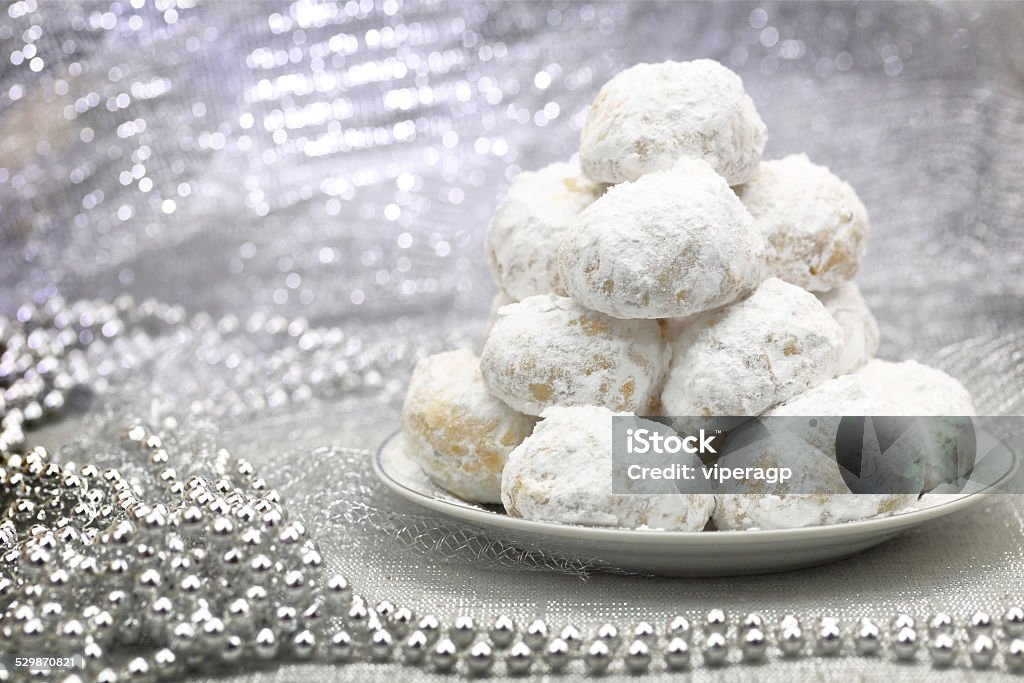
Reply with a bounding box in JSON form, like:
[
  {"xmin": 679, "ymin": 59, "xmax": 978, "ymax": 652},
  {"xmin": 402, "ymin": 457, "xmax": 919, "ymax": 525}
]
[
  {"xmin": 487, "ymin": 162, "xmax": 605, "ymax": 300},
  {"xmin": 712, "ymin": 430, "xmax": 917, "ymax": 530},
  {"xmin": 738, "ymin": 154, "xmax": 869, "ymax": 292},
  {"xmin": 661, "ymin": 278, "xmax": 842, "ymax": 417},
  {"xmin": 502, "ymin": 406, "xmax": 714, "ymax": 530},
  {"xmin": 816, "ymin": 282, "xmax": 879, "ymax": 375},
  {"xmin": 401, "ymin": 349, "xmax": 537, "ymax": 503},
  {"xmin": 858, "ymin": 359, "xmax": 975, "ymax": 492},
  {"xmin": 558, "ymin": 160, "xmax": 766, "ymax": 319},
  {"xmin": 480, "ymin": 294, "xmax": 667, "ymax": 416},
  {"xmin": 579, "ymin": 59, "xmax": 766, "ymax": 185}
]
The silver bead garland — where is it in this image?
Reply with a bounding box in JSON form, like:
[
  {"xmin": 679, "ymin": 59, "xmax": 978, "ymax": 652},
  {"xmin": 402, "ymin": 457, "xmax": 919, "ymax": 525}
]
[{"xmin": 1, "ymin": 296, "xmax": 1024, "ymax": 678}]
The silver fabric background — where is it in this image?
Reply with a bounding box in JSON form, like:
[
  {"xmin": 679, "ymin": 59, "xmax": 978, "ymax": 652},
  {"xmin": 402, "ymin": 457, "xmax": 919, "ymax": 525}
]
[{"xmin": 2, "ymin": 1, "xmax": 1024, "ymax": 680}]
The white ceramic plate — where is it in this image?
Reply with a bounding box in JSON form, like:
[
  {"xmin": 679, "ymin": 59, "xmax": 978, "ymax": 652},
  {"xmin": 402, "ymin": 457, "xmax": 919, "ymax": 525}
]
[{"xmin": 374, "ymin": 430, "xmax": 1017, "ymax": 576}]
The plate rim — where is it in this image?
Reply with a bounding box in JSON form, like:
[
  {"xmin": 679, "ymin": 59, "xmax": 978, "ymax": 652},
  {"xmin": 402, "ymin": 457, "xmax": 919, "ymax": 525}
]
[{"xmin": 374, "ymin": 429, "xmax": 1016, "ymax": 545}]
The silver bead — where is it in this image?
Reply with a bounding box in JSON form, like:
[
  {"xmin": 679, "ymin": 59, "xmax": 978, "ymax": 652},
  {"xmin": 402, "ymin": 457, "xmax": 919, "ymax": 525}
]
[
  {"xmin": 624, "ymin": 639, "xmax": 652, "ymax": 673},
  {"xmin": 125, "ymin": 657, "xmax": 150, "ymax": 679},
  {"xmin": 816, "ymin": 619, "xmax": 842, "ymax": 656},
  {"xmin": 221, "ymin": 635, "xmax": 244, "ymax": 664},
  {"xmin": 201, "ymin": 617, "xmax": 227, "ymax": 653},
  {"xmin": 594, "ymin": 622, "xmax": 619, "ymax": 649},
  {"xmin": 892, "ymin": 627, "xmax": 918, "ymax": 661},
  {"xmin": 152, "ymin": 647, "xmax": 179, "ymax": 678},
  {"xmin": 667, "ymin": 615, "xmax": 692, "ymax": 641},
  {"xmin": 631, "ymin": 621, "xmax": 656, "ymax": 642},
  {"xmin": 543, "ymin": 637, "xmax": 571, "ymax": 672},
  {"xmin": 417, "ymin": 614, "xmax": 441, "ymax": 643},
  {"xmin": 505, "ymin": 641, "xmax": 534, "ymax": 675},
  {"xmin": 664, "ymin": 636, "xmax": 691, "ymax": 671},
  {"xmin": 374, "ymin": 600, "xmax": 395, "ymax": 622},
  {"xmin": 702, "ymin": 631, "xmax": 729, "ymax": 666},
  {"xmin": 1006, "ymin": 638, "xmax": 1024, "ymax": 672},
  {"xmin": 401, "ymin": 630, "xmax": 428, "ymax": 664},
  {"xmin": 779, "ymin": 613, "xmax": 801, "ymax": 631},
  {"xmin": 854, "ymin": 618, "xmax": 881, "ymax": 656},
  {"xmin": 778, "ymin": 626, "xmax": 805, "ymax": 657},
  {"xmin": 704, "ymin": 609, "xmax": 727, "ymax": 634},
  {"xmin": 969, "ymin": 610, "xmax": 994, "ymax": 635},
  {"xmin": 328, "ymin": 630, "xmax": 354, "ymax": 663},
  {"xmin": 466, "ymin": 641, "xmax": 494, "ymax": 675},
  {"xmin": 391, "ymin": 607, "xmax": 415, "ymax": 637},
  {"xmin": 741, "ymin": 628, "xmax": 767, "ymax": 662},
  {"xmin": 558, "ymin": 623, "xmax": 582, "ymax": 650},
  {"xmin": 489, "ymin": 615, "xmax": 516, "ymax": 649},
  {"xmin": 740, "ymin": 613, "xmax": 765, "ymax": 633},
  {"xmin": 324, "ymin": 574, "xmax": 351, "ymax": 611},
  {"xmin": 169, "ymin": 622, "xmax": 197, "ymax": 654},
  {"xmin": 1005, "ymin": 606, "xmax": 1024, "ymax": 637},
  {"xmin": 969, "ymin": 634, "xmax": 995, "ymax": 669},
  {"xmin": 450, "ymin": 615, "xmax": 476, "ymax": 648},
  {"xmin": 928, "ymin": 612, "xmax": 954, "ymax": 636},
  {"xmin": 369, "ymin": 628, "xmax": 393, "ymax": 661},
  {"xmin": 291, "ymin": 629, "xmax": 316, "ymax": 659},
  {"xmin": 929, "ymin": 633, "xmax": 957, "ymax": 668},
  {"xmin": 345, "ymin": 602, "xmax": 370, "ymax": 631},
  {"xmin": 584, "ymin": 639, "xmax": 612, "ymax": 674},
  {"xmin": 524, "ymin": 619, "xmax": 548, "ymax": 650},
  {"xmin": 891, "ymin": 613, "xmax": 915, "ymax": 632},
  {"xmin": 254, "ymin": 627, "xmax": 277, "ymax": 659},
  {"xmin": 430, "ymin": 637, "xmax": 458, "ymax": 673}
]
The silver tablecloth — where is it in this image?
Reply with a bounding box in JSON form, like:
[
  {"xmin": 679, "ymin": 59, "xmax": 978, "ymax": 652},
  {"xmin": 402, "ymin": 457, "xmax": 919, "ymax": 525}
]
[{"xmin": 3, "ymin": 1, "xmax": 1024, "ymax": 680}]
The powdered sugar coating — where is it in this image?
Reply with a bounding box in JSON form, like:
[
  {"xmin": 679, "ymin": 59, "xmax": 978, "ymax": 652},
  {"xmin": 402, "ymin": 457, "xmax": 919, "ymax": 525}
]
[
  {"xmin": 401, "ymin": 349, "xmax": 537, "ymax": 503},
  {"xmin": 857, "ymin": 360, "xmax": 975, "ymax": 492},
  {"xmin": 767, "ymin": 374, "xmax": 901, "ymax": 417},
  {"xmin": 738, "ymin": 154, "xmax": 869, "ymax": 292},
  {"xmin": 816, "ymin": 282, "xmax": 880, "ymax": 375},
  {"xmin": 720, "ymin": 375, "xmax": 920, "ymax": 531},
  {"xmin": 486, "ymin": 162, "xmax": 605, "ymax": 300},
  {"xmin": 857, "ymin": 359, "xmax": 975, "ymax": 416},
  {"xmin": 558, "ymin": 161, "xmax": 766, "ymax": 319},
  {"xmin": 480, "ymin": 294, "xmax": 667, "ymax": 416},
  {"xmin": 661, "ymin": 278, "xmax": 843, "ymax": 417},
  {"xmin": 502, "ymin": 406, "xmax": 715, "ymax": 530},
  {"xmin": 579, "ymin": 60, "xmax": 766, "ymax": 185},
  {"xmin": 712, "ymin": 430, "xmax": 917, "ymax": 530},
  {"xmin": 772, "ymin": 362, "xmax": 975, "ymax": 493}
]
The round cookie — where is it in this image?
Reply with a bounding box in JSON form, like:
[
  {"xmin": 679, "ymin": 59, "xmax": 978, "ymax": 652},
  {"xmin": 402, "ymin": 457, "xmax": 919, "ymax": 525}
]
[
  {"xmin": 558, "ymin": 159, "xmax": 766, "ymax": 319},
  {"xmin": 712, "ymin": 431, "xmax": 917, "ymax": 530},
  {"xmin": 857, "ymin": 359, "xmax": 976, "ymax": 492},
  {"xmin": 486, "ymin": 162, "xmax": 605, "ymax": 300},
  {"xmin": 401, "ymin": 348, "xmax": 537, "ymax": 503},
  {"xmin": 661, "ymin": 278, "xmax": 842, "ymax": 417},
  {"xmin": 767, "ymin": 375, "xmax": 926, "ymax": 496},
  {"xmin": 816, "ymin": 282, "xmax": 879, "ymax": 375},
  {"xmin": 772, "ymin": 365, "xmax": 975, "ymax": 493},
  {"xmin": 480, "ymin": 294, "xmax": 667, "ymax": 416},
  {"xmin": 579, "ymin": 59, "xmax": 766, "ymax": 185},
  {"xmin": 502, "ymin": 406, "xmax": 715, "ymax": 530},
  {"xmin": 737, "ymin": 154, "xmax": 869, "ymax": 292}
]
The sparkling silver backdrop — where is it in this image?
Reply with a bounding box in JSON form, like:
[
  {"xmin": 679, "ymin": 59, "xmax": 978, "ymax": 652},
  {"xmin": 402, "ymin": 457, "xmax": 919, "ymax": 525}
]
[{"xmin": 3, "ymin": 1, "xmax": 1024, "ymax": 680}]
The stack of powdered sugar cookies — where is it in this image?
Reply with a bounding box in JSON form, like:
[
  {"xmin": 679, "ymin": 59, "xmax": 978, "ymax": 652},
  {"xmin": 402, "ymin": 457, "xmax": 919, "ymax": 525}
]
[{"xmin": 401, "ymin": 59, "xmax": 975, "ymax": 531}]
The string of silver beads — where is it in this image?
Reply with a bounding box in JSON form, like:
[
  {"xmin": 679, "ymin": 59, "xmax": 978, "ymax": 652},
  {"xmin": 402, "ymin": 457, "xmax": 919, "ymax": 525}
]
[{"xmin": 3, "ymin": 296, "xmax": 1024, "ymax": 678}]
